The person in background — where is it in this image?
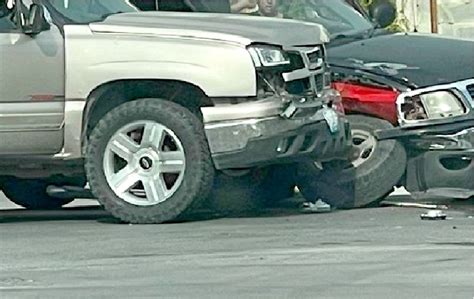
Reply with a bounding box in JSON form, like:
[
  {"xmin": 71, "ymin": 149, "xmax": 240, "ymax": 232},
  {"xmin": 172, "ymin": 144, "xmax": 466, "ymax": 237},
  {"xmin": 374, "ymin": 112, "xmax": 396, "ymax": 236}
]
[
  {"xmin": 230, "ymin": 0, "xmax": 258, "ymax": 14},
  {"xmin": 258, "ymin": 0, "xmax": 281, "ymax": 17}
]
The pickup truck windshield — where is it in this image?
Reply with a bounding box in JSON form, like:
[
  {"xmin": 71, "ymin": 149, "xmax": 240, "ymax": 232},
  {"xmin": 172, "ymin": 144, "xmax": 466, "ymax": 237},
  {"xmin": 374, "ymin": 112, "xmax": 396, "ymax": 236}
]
[{"xmin": 43, "ymin": 0, "xmax": 138, "ymax": 23}]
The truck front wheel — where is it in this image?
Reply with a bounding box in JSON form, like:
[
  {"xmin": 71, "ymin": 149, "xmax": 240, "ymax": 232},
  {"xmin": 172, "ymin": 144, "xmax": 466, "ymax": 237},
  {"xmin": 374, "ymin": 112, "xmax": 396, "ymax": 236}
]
[{"xmin": 85, "ymin": 98, "xmax": 214, "ymax": 224}]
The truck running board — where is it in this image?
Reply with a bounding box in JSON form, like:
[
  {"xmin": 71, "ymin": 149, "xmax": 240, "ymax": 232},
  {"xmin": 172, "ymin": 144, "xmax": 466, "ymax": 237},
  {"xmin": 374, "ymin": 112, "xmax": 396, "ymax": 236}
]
[{"xmin": 46, "ymin": 185, "xmax": 96, "ymax": 200}]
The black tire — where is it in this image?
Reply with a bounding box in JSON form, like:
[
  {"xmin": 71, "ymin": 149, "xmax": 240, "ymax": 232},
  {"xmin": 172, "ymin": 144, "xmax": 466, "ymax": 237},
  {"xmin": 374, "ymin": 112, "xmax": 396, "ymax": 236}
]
[
  {"xmin": 204, "ymin": 164, "xmax": 296, "ymax": 213},
  {"xmin": 296, "ymin": 115, "xmax": 406, "ymax": 208},
  {"xmin": 85, "ymin": 98, "xmax": 214, "ymax": 224},
  {"xmin": 2, "ymin": 178, "xmax": 80, "ymax": 209}
]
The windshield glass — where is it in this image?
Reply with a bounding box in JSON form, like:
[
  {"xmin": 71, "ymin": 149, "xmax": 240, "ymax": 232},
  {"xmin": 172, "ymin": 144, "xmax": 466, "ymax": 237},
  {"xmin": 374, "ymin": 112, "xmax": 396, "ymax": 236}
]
[
  {"xmin": 280, "ymin": 0, "xmax": 374, "ymax": 37},
  {"xmin": 43, "ymin": 0, "xmax": 138, "ymax": 23}
]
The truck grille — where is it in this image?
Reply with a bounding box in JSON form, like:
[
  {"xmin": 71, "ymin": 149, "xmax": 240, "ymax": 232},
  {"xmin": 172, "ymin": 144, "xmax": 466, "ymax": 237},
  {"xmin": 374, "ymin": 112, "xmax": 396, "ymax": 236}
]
[
  {"xmin": 287, "ymin": 53, "xmax": 305, "ymax": 70},
  {"xmin": 282, "ymin": 46, "xmax": 327, "ymax": 95},
  {"xmin": 315, "ymin": 73, "xmax": 325, "ymax": 91},
  {"xmin": 306, "ymin": 47, "xmax": 324, "ymax": 70}
]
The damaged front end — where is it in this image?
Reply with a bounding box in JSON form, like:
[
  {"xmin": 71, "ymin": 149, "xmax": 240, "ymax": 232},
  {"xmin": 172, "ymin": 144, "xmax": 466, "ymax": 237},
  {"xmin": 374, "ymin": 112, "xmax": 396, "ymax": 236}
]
[
  {"xmin": 202, "ymin": 44, "xmax": 351, "ymax": 170},
  {"xmin": 376, "ymin": 79, "xmax": 474, "ymax": 197}
]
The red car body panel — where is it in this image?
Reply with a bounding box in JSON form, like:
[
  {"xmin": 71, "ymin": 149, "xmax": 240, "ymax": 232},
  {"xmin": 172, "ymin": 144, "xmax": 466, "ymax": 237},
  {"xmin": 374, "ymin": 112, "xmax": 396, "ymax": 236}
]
[{"xmin": 332, "ymin": 82, "xmax": 400, "ymax": 125}]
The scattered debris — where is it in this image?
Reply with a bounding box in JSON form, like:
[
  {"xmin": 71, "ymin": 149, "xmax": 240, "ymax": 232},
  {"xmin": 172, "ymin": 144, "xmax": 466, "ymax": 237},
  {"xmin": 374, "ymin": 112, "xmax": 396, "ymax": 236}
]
[
  {"xmin": 420, "ymin": 210, "xmax": 448, "ymax": 220},
  {"xmin": 381, "ymin": 201, "xmax": 448, "ymax": 210},
  {"xmin": 302, "ymin": 199, "xmax": 331, "ymax": 213}
]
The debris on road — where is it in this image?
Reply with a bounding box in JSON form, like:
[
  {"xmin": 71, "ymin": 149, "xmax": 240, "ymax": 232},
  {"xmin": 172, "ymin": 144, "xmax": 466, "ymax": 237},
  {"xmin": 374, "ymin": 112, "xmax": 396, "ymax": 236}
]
[
  {"xmin": 420, "ymin": 210, "xmax": 448, "ymax": 220},
  {"xmin": 381, "ymin": 201, "xmax": 449, "ymax": 210},
  {"xmin": 302, "ymin": 199, "xmax": 332, "ymax": 213}
]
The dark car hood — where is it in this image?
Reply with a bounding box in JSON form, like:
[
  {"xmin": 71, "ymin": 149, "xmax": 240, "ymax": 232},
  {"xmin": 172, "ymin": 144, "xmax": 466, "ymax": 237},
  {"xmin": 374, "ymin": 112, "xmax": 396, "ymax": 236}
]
[{"xmin": 328, "ymin": 33, "xmax": 474, "ymax": 88}]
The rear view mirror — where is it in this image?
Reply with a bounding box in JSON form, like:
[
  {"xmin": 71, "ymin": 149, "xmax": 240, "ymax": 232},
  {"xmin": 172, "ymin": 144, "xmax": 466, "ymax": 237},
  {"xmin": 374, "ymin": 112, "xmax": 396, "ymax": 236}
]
[
  {"xmin": 23, "ymin": 4, "xmax": 50, "ymax": 36},
  {"xmin": 369, "ymin": 0, "xmax": 397, "ymax": 28}
]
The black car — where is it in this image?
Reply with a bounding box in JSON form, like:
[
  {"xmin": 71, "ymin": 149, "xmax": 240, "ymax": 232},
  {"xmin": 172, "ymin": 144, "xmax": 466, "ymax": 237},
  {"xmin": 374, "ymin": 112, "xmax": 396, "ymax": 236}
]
[
  {"xmin": 275, "ymin": 0, "xmax": 474, "ymax": 208},
  {"xmin": 134, "ymin": 0, "xmax": 474, "ymax": 209}
]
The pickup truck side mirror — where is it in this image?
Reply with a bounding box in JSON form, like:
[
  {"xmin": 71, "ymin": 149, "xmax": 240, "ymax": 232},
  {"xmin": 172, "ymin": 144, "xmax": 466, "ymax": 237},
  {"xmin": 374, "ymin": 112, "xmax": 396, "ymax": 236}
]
[
  {"xmin": 23, "ymin": 4, "xmax": 50, "ymax": 36},
  {"xmin": 368, "ymin": 0, "xmax": 397, "ymax": 28}
]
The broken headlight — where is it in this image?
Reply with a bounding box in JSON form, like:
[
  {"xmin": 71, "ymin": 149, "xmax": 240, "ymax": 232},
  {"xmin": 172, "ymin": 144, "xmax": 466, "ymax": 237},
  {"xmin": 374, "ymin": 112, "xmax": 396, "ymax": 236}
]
[
  {"xmin": 248, "ymin": 45, "xmax": 290, "ymax": 68},
  {"xmin": 402, "ymin": 90, "xmax": 466, "ymax": 121}
]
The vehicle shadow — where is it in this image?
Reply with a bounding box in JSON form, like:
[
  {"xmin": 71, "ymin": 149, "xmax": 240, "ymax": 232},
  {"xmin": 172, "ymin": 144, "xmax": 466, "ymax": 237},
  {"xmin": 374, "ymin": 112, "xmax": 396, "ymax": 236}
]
[
  {"xmin": 2, "ymin": 195, "xmax": 472, "ymax": 224},
  {"xmin": 0, "ymin": 197, "xmax": 310, "ymax": 224},
  {"xmin": 0, "ymin": 206, "xmax": 113, "ymax": 224}
]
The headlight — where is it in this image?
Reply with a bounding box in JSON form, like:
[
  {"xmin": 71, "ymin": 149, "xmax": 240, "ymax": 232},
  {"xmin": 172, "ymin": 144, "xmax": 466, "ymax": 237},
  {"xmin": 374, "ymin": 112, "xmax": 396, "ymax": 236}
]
[
  {"xmin": 419, "ymin": 91, "xmax": 465, "ymax": 119},
  {"xmin": 402, "ymin": 90, "xmax": 466, "ymax": 121},
  {"xmin": 248, "ymin": 45, "xmax": 290, "ymax": 67}
]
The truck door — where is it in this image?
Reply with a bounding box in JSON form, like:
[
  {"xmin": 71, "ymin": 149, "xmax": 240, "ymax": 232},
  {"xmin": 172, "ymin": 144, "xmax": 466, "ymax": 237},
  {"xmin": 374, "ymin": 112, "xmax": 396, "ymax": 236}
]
[{"xmin": 0, "ymin": 0, "xmax": 64, "ymax": 155}]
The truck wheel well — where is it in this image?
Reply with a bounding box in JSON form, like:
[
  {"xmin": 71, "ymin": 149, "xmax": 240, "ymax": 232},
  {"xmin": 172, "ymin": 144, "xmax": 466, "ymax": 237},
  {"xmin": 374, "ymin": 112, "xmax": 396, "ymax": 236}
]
[{"xmin": 84, "ymin": 79, "xmax": 212, "ymax": 138}]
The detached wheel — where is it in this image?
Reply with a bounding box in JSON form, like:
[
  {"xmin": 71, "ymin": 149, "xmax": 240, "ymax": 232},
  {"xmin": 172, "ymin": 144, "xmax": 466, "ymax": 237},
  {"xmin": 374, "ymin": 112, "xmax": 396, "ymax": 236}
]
[
  {"xmin": 85, "ymin": 98, "xmax": 214, "ymax": 224},
  {"xmin": 2, "ymin": 178, "xmax": 83, "ymax": 209},
  {"xmin": 296, "ymin": 115, "xmax": 406, "ymax": 208}
]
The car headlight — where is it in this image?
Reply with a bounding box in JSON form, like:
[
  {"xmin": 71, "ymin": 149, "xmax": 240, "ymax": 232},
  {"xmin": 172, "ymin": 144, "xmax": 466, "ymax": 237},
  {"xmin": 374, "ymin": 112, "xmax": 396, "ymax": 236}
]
[
  {"xmin": 419, "ymin": 90, "xmax": 465, "ymax": 119},
  {"xmin": 402, "ymin": 90, "xmax": 466, "ymax": 121},
  {"xmin": 248, "ymin": 45, "xmax": 290, "ymax": 67}
]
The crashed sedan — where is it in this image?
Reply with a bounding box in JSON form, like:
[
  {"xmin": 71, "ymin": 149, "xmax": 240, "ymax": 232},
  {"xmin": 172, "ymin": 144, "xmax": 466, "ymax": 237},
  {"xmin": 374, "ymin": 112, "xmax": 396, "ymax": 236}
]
[{"xmin": 280, "ymin": 0, "xmax": 474, "ymax": 207}]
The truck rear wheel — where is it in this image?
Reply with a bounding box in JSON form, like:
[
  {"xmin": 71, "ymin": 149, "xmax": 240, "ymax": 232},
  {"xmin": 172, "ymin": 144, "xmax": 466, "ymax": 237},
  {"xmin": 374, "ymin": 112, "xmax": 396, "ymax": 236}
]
[
  {"xmin": 296, "ymin": 115, "xmax": 406, "ymax": 208},
  {"xmin": 85, "ymin": 98, "xmax": 214, "ymax": 224}
]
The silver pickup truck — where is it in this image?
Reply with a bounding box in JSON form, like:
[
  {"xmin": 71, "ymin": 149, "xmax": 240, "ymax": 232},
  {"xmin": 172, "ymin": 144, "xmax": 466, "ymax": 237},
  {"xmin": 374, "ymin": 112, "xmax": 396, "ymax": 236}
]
[{"xmin": 0, "ymin": 0, "xmax": 351, "ymax": 223}]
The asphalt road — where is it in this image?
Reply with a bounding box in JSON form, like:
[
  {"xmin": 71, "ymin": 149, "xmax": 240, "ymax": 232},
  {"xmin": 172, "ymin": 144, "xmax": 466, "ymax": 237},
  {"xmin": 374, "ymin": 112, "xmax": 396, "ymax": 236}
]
[{"xmin": 1, "ymin": 195, "xmax": 474, "ymax": 299}]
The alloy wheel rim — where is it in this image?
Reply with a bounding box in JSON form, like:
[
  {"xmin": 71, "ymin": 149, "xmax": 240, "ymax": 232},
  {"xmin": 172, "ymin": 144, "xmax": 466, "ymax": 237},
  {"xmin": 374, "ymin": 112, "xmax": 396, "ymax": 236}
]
[{"xmin": 103, "ymin": 121, "xmax": 186, "ymax": 206}]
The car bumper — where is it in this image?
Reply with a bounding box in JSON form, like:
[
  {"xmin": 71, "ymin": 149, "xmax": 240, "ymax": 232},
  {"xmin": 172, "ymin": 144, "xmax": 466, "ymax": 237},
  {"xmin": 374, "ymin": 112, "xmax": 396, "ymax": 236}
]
[
  {"xmin": 202, "ymin": 91, "xmax": 352, "ymax": 170},
  {"xmin": 375, "ymin": 109, "xmax": 474, "ymax": 196}
]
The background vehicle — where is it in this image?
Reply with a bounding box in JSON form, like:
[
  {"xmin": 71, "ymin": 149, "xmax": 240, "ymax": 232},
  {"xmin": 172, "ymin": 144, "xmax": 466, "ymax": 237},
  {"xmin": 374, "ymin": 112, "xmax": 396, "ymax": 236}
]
[{"xmin": 0, "ymin": 0, "xmax": 350, "ymax": 222}]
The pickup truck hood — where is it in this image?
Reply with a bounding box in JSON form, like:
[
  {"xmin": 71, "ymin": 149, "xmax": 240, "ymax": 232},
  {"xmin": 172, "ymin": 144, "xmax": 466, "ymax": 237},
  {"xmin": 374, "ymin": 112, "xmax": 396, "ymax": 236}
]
[
  {"xmin": 328, "ymin": 33, "xmax": 474, "ymax": 88},
  {"xmin": 89, "ymin": 12, "xmax": 329, "ymax": 47}
]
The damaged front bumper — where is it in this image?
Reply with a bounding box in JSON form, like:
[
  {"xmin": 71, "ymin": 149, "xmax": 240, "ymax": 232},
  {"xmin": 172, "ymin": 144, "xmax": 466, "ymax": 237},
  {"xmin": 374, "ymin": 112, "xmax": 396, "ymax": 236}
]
[{"xmin": 202, "ymin": 90, "xmax": 351, "ymax": 170}]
